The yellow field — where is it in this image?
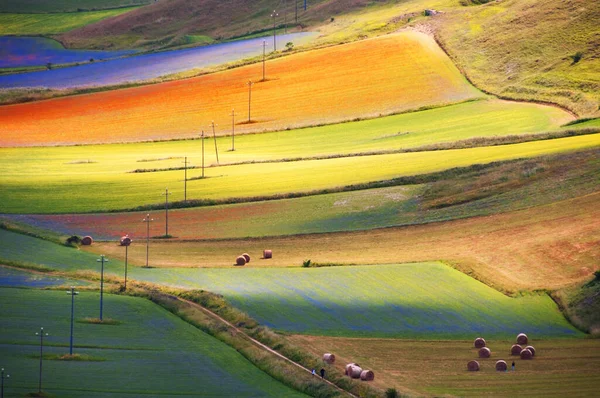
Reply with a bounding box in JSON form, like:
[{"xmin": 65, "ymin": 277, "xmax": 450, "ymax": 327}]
[{"xmin": 288, "ymin": 335, "xmax": 600, "ymax": 397}]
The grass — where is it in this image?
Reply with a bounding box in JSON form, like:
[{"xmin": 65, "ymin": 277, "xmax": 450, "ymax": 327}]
[
  {"xmin": 0, "ymin": 132, "xmax": 598, "ymax": 213},
  {"xmin": 0, "ymin": 31, "xmax": 483, "ymax": 146},
  {"xmin": 0, "ymin": 287, "xmax": 307, "ymax": 397},
  {"xmin": 0, "ymin": 8, "xmax": 139, "ymax": 35},
  {"xmin": 435, "ymin": 0, "xmax": 600, "ymax": 117},
  {"xmin": 0, "ymin": 0, "xmax": 149, "ymax": 13},
  {"xmin": 9, "ymin": 147, "xmax": 600, "ymax": 240},
  {"xmin": 287, "ymin": 335, "xmax": 600, "ymax": 397},
  {"xmin": 126, "ymin": 262, "xmax": 581, "ymax": 339}
]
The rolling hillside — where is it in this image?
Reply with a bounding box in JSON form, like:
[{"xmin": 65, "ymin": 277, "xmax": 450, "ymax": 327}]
[{"xmin": 435, "ymin": 0, "xmax": 600, "ymax": 118}]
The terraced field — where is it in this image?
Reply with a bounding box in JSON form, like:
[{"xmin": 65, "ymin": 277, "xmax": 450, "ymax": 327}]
[
  {"xmin": 0, "ymin": 231, "xmax": 580, "ymax": 339},
  {"xmin": 1, "ymin": 132, "xmax": 598, "ymax": 213},
  {"xmin": 0, "ymin": 31, "xmax": 483, "ymax": 146},
  {"xmin": 0, "ymin": 0, "xmax": 150, "ymax": 13},
  {"xmin": 0, "ymin": 287, "xmax": 306, "ymax": 397},
  {"xmin": 289, "ymin": 336, "xmax": 600, "ymax": 397},
  {"xmin": 0, "ymin": 8, "xmax": 139, "ymax": 36},
  {"xmin": 77, "ymin": 191, "xmax": 599, "ymax": 292},
  {"xmin": 0, "ymin": 32, "xmax": 315, "ymax": 88},
  {"xmin": 0, "ymin": 36, "xmax": 135, "ymax": 69}
]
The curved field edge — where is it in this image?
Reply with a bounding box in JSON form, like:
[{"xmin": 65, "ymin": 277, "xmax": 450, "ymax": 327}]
[
  {"xmin": 0, "ymin": 31, "xmax": 484, "ymax": 147},
  {"xmin": 0, "ymin": 287, "xmax": 308, "ymax": 397},
  {"xmin": 1, "ymin": 132, "xmax": 598, "ymax": 213},
  {"xmin": 7, "ymin": 148, "xmax": 598, "ymax": 240}
]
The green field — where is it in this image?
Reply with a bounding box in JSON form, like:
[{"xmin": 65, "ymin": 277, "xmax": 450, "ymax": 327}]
[
  {"xmin": 0, "ymin": 230, "xmax": 580, "ymax": 339},
  {"xmin": 1, "ymin": 130, "xmax": 598, "ymax": 213},
  {"xmin": 0, "ymin": 8, "xmax": 139, "ymax": 35},
  {"xmin": 0, "ymin": 0, "xmax": 149, "ymax": 13},
  {"xmin": 0, "ymin": 287, "xmax": 306, "ymax": 397},
  {"xmin": 131, "ymin": 263, "xmax": 581, "ymax": 339}
]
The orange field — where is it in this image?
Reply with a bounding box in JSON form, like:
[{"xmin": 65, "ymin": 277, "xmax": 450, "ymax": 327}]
[{"xmin": 0, "ymin": 31, "xmax": 482, "ymax": 146}]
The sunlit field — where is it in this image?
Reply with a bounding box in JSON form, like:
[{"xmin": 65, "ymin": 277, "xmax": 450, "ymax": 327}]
[{"xmin": 0, "ymin": 31, "xmax": 483, "ymax": 146}]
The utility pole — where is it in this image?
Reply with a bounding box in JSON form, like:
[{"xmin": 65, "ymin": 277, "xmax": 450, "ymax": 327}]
[
  {"xmin": 271, "ymin": 10, "xmax": 278, "ymax": 51},
  {"xmin": 1, "ymin": 368, "xmax": 9, "ymax": 398},
  {"xmin": 210, "ymin": 121, "xmax": 219, "ymax": 165},
  {"xmin": 262, "ymin": 40, "xmax": 267, "ymax": 81},
  {"xmin": 304, "ymin": 0, "xmax": 307, "ymax": 11},
  {"xmin": 247, "ymin": 80, "xmax": 254, "ymax": 122},
  {"xmin": 142, "ymin": 214, "xmax": 154, "ymax": 268},
  {"xmin": 121, "ymin": 235, "xmax": 131, "ymax": 290},
  {"xmin": 182, "ymin": 157, "xmax": 188, "ymax": 201},
  {"xmin": 66, "ymin": 287, "xmax": 79, "ymax": 355},
  {"xmin": 295, "ymin": 0, "xmax": 298, "ymax": 23},
  {"xmin": 35, "ymin": 327, "xmax": 48, "ymax": 395},
  {"xmin": 230, "ymin": 109, "xmax": 237, "ymax": 151},
  {"xmin": 96, "ymin": 255, "xmax": 108, "ymax": 320},
  {"xmin": 162, "ymin": 188, "xmax": 171, "ymax": 237},
  {"xmin": 284, "ymin": 0, "xmax": 287, "ymax": 34},
  {"xmin": 200, "ymin": 130, "xmax": 205, "ymax": 178}
]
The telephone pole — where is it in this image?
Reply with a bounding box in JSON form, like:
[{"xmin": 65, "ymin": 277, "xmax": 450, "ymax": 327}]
[
  {"xmin": 66, "ymin": 287, "xmax": 79, "ymax": 355},
  {"xmin": 162, "ymin": 188, "xmax": 171, "ymax": 237},
  {"xmin": 271, "ymin": 10, "xmax": 278, "ymax": 51},
  {"xmin": 35, "ymin": 328, "xmax": 48, "ymax": 395},
  {"xmin": 230, "ymin": 109, "xmax": 237, "ymax": 151},
  {"xmin": 200, "ymin": 130, "xmax": 205, "ymax": 178},
  {"xmin": 210, "ymin": 121, "xmax": 219, "ymax": 165},
  {"xmin": 262, "ymin": 40, "xmax": 267, "ymax": 81},
  {"xmin": 247, "ymin": 80, "xmax": 254, "ymax": 122},
  {"xmin": 96, "ymin": 255, "xmax": 108, "ymax": 320},
  {"xmin": 182, "ymin": 157, "xmax": 189, "ymax": 201},
  {"xmin": 142, "ymin": 214, "xmax": 154, "ymax": 268}
]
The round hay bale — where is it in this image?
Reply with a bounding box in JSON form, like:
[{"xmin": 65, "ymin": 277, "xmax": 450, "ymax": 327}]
[
  {"xmin": 81, "ymin": 236, "xmax": 93, "ymax": 245},
  {"xmin": 348, "ymin": 365, "xmax": 363, "ymax": 379},
  {"xmin": 525, "ymin": 345, "xmax": 536, "ymax": 357},
  {"xmin": 520, "ymin": 348, "xmax": 533, "ymax": 360},
  {"xmin": 495, "ymin": 360, "xmax": 507, "ymax": 371},
  {"xmin": 323, "ymin": 353, "xmax": 335, "ymax": 364},
  {"xmin": 478, "ymin": 347, "xmax": 491, "ymax": 358},
  {"xmin": 235, "ymin": 256, "xmax": 246, "ymax": 266},
  {"xmin": 467, "ymin": 360, "xmax": 480, "ymax": 372},
  {"xmin": 242, "ymin": 253, "xmax": 250, "ymax": 263},
  {"xmin": 120, "ymin": 236, "xmax": 132, "ymax": 246},
  {"xmin": 345, "ymin": 363, "xmax": 358, "ymax": 376},
  {"xmin": 263, "ymin": 249, "xmax": 272, "ymax": 259},
  {"xmin": 516, "ymin": 333, "xmax": 528, "ymax": 345},
  {"xmin": 510, "ymin": 344, "xmax": 523, "ymax": 355},
  {"xmin": 360, "ymin": 370, "xmax": 374, "ymax": 381},
  {"xmin": 474, "ymin": 337, "xmax": 486, "ymax": 348}
]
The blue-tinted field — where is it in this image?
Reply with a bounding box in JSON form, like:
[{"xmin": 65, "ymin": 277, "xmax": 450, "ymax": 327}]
[
  {"xmin": 0, "ymin": 32, "xmax": 315, "ymax": 89},
  {"xmin": 0, "ymin": 287, "xmax": 306, "ymax": 397},
  {"xmin": 0, "ymin": 36, "xmax": 135, "ymax": 68}
]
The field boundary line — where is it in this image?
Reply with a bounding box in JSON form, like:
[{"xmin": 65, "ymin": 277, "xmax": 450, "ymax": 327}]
[{"xmin": 177, "ymin": 296, "xmax": 358, "ymax": 398}]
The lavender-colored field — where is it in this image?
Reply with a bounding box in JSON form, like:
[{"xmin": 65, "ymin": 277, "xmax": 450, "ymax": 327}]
[
  {"xmin": 0, "ymin": 36, "xmax": 135, "ymax": 68},
  {"xmin": 0, "ymin": 32, "xmax": 316, "ymax": 89}
]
